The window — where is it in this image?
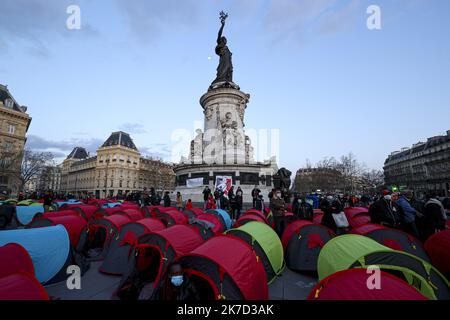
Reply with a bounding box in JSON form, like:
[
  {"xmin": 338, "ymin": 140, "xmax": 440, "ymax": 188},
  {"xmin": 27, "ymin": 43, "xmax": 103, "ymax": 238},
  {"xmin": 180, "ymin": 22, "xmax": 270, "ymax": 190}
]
[
  {"xmin": 4, "ymin": 141, "xmax": 13, "ymax": 151},
  {"xmin": 4, "ymin": 99, "xmax": 13, "ymax": 109},
  {"xmin": 8, "ymin": 124, "xmax": 15, "ymax": 135}
]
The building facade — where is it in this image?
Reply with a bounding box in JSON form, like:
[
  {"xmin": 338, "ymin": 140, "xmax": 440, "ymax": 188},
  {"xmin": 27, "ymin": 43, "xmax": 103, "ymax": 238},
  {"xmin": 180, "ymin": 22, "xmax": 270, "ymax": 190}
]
[
  {"xmin": 293, "ymin": 168, "xmax": 345, "ymax": 194},
  {"xmin": 384, "ymin": 130, "xmax": 450, "ymax": 197},
  {"xmin": 60, "ymin": 132, "xmax": 175, "ymax": 198},
  {"xmin": 0, "ymin": 84, "xmax": 32, "ymax": 195}
]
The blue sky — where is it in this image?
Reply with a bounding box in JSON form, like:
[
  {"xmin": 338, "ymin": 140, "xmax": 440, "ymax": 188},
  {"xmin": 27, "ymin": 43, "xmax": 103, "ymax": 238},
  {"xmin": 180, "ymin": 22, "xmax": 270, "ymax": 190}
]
[{"xmin": 1, "ymin": 0, "xmax": 449, "ymax": 172}]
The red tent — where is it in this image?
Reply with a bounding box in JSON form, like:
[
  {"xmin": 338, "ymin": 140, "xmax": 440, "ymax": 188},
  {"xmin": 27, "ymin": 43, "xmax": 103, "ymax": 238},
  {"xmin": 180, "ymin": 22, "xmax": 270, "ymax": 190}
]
[
  {"xmin": 156, "ymin": 209, "xmax": 188, "ymax": 226},
  {"xmin": 244, "ymin": 209, "xmax": 272, "ymax": 226},
  {"xmin": 114, "ymin": 208, "xmax": 144, "ymax": 221},
  {"xmin": 350, "ymin": 223, "xmax": 430, "ymax": 261},
  {"xmin": 0, "ymin": 273, "xmax": 49, "ymax": 300},
  {"xmin": 282, "ymin": 220, "xmax": 335, "ymax": 272},
  {"xmin": 179, "ymin": 235, "xmax": 269, "ymax": 300},
  {"xmin": 425, "ymin": 230, "xmax": 450, "ymax": 279},
  {"xmin": 0, "ymin": 244, "xmax": 49, "ymax": 301},
  {"xmin": 39, "ymin": 210, "xmax": 80, "ymax": 219},
  {"xmin": 344, "ymin": 207, "xmax": 371, "ymax": 228},
  {"xmin": 142, "ymin": 206, "xmax": 178, "ymax": 217},
  {"xmin": 84, "ymin": 215, "xmax": 132, "ymax": 261},
  {"xmin": 61, "ymin": 204, "xmax": 98, "ymax": 221},
  {"xmin": 308, "ymin": 268, "xmax": 428, "ymax": 300},
  {"xmin": 117, "ymin": 225, "xmax": 205, "ymax": 300},
  {"xmin": 29, "ymin": 215, "xmax": 88, "ymax": 248},
  {"xmin": 195, "ymin": 213, "xmax": 226, "ymax": 234},
  {"xmin": 183, "ymin": 207, "xmax": 204, "ymax": 220},
  {"xmin": 313, "ymin": 213, "xmax": 324, "ymax": 225},
  {"xmin": 99, "ymin": 218, "xmax": 166, "ymax": 275},
  {"xmin": 0, "ymin": 243, "xmax": 35, "ymax": 278},
  {"xmin": 234, "ymin": 214, "xmax": 267, "ymax": 228}
]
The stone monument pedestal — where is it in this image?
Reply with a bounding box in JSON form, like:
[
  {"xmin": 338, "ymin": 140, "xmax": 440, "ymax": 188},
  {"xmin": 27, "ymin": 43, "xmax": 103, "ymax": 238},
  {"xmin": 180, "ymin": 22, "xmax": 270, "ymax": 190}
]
[{"xmin": 174, "ymin": 85, "xmax": 278, "ymax": 204}]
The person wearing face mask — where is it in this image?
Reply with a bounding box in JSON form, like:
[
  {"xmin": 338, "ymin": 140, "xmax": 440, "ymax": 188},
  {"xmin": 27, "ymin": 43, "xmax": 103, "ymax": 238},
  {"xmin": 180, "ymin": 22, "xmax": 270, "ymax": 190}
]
[
  {"xmin": 150, "ymin": 262, "xmax": 200, "ymax": 301},
  {"xmin": 369, "ymin": 190, "xmax": 403, "ymax": 228},
  {"xmin": 270, "ymin": 189, "xmax": 287, "ymax": 237},
  {"xmin": 292, "ymin": 194, "xmax": 313, "ymax": 221},
  {"xmin": 319, "ymin": 194, "xmax": 344, "ymax": 232}
]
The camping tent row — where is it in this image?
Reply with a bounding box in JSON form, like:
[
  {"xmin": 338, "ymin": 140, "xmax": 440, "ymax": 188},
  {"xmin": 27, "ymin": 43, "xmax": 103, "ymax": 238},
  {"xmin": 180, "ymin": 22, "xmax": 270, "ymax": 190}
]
[
  {"xmin": 311, "ymin": 207, "xmax": 372, "ymax": 229},
  {"xmin": 317, "ymin": 234, "xmax": 450, "ymax": 300},
  {"xmin": 116, "ymin": 217, "xmax": 277, "ymax": 300},
  {"xmin": 0, "ymin": 243, "xmax": 49, "ymax": 300}
]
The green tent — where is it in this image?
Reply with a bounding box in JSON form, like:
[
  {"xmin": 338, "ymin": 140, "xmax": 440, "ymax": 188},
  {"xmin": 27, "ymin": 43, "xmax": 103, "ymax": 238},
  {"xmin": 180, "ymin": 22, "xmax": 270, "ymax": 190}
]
[
  {"xmin": 318, "ymin": 234, "xmax": 450, "ymax": 300},
  {"xmin": 17, "ymin": 199, "xmax": 36, "ymax": 206},
  {"xmin": 225, "ymin": 221, "xmax": 284, "ymax": 284}
]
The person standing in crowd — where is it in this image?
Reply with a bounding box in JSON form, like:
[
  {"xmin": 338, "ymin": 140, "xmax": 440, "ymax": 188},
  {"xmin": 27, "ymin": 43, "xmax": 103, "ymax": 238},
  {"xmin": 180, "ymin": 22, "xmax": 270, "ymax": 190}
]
[
  {"xmin": 176, "ymin": 192, "xmax": 183, "ymax": 211},
  {"xmin": 214, "ymin": 189, "xmax": 221, "ymax": 209},
  {"xmin": 418, "ymin": 193, "xmax": 447, "ymax": 241},
  {"xmin": 369, "ymin": 190, "xmax": 402, "ymax": 228},
  {"xmin": 219, "ymin": 191, "xmax": 228, "ymax": 210},
  {"xmin": 268, "ymin": 188, "xmax": 275, "ymax": 204},
  {"xmin": 235, "ymin": 187, "xmax": 243, "ymax": 220},
  {"xmin": 43, "ymin": 190, "xmax": 53, "ymax": 212},
  {"xmin": 202, "ymin": 186, "xmax": 211, "ymax": 210},
  {"xmin": 396, "ymin": 190, "xmax": 422, "ymax": 238},
  {"xmin": 206, "ymin": 194, "xmax": 217, "ymax": 210},
  {"xmin": 185, "ymin": 199, "xmax": 193, "ymax": 210},
  {"xmin": 255, "ymin": 194, "xmax": 265, "ymax": 212},
  {"xmin": 270, "ymin": 189, "xmax": 287, "ymax": 237},
  {"xmin": 251, "ymin": 185, "xmax": 260, "ymax": 208},
  {"xmin": 293, "ymin": 194, "xmax": 313, "ymax": 221},
  {"xmin": 150, "ymin": 262, "xmax": 200, "ymax": 301},
  {"xmin": 163, "ymin": 191, "xmax": 171, "ymax": 207},
  {"xmin": 320, "ymin": 195, "xmax": 344, "ymax": 233}
]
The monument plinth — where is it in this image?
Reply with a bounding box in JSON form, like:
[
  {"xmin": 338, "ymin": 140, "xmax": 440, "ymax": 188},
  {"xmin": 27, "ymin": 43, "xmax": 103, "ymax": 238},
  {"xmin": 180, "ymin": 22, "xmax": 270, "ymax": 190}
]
[{"xmin": 174, "ymin": 12, "xmax": 278, "ymax": 204}]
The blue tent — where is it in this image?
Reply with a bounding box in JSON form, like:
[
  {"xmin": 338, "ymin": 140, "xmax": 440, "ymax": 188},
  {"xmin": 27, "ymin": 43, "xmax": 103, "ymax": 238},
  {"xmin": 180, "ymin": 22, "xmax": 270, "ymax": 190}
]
[
  {"xmin": 101, "ymin": 202, "xmax": 121, "ymax": 209},
  {"xmin": 206, "ymin": 209, "xmax": 232, "ymax": 230},
  {"xmin": 0, "ymin": 225, "xmax": 70, "ymax": 284},
  {"xmin": 16, "ymin": 205, "xmax": 45, "ymax": 225}
]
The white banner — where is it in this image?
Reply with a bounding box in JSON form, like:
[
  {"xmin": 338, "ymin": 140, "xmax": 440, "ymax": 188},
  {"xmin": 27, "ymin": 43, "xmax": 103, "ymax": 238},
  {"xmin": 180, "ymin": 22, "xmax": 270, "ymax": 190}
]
[{"xmin": 186, "ymin": 177, "xmax": 204, "ymax": 188}]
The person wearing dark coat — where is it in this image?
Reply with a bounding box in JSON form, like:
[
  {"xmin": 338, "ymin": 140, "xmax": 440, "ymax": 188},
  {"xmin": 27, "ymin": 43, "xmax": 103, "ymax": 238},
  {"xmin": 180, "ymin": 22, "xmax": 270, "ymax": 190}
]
[
  {"xmin": 320, "ymin": 195, "xmax": 343, "ymax": 233},
  {"xmin": 163, "ymin": 192, "xmax": 171, "ymax": 207},
  {"xmin": 150, "ymin": 262, "xmax": 200, "ymax": 301},
  {"xmin": 235, "ymin": 187, "xmax": 243, "ymax": 220},
  {"xmin": 417, "ymin": 193, "xmax": 447, "ymax": 241},
  {"xmin": 369, "ymin": 190, "xmax": 403, "ymax": 228}
]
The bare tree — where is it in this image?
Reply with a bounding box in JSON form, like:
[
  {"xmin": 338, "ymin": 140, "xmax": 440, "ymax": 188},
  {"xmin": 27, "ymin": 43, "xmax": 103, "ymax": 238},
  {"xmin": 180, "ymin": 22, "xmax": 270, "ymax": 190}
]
[
  {"xmin": 338, "ymin": 152, "xmax": 366, "ymax": 193},
  {"xmin": 14, "ymin": 149, "xmax": 54, "ymax": 192},
  {"xmin": 362, "ymin": 169, "xmax": 384, "ymax": 189}
]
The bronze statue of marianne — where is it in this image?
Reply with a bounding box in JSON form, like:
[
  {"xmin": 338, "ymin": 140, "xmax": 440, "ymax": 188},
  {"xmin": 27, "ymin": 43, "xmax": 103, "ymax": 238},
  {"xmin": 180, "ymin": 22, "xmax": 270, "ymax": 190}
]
[{"xmin": 212, "ymin": 11, "xmax": 233, "ymax": 85}]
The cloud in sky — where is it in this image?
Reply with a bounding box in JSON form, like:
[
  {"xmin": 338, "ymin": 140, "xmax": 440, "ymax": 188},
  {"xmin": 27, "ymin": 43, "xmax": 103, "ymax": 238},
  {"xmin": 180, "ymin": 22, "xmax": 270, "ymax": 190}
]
[
  {"xmin": 263, "ymin": 0, "xmax": 360, "ymax": 44},
  {"xmin": 114, "ymin": 0, "xmax": 201, "ymax": 44},
  {"xmin": 26, "ymin": 134, "xmax": 172, "ymax": 163},
  {"xmin": 0, "ymin": 0, "xmax": 98, "ymax": 57}
]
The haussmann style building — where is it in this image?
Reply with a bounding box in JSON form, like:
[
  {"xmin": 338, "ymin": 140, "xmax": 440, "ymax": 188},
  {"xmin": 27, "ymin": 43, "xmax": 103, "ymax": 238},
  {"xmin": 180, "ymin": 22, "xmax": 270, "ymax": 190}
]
[
  {"xmin": 59, "ymin": 131, "xmax": 175, "ymax": 198},
  {"xmin": 384, "ymin": 130, "xmax": 450, "ymax": 197},
  {"xmin": 0, "ymin": 84, "xmax": 32, "ymax": 195}
]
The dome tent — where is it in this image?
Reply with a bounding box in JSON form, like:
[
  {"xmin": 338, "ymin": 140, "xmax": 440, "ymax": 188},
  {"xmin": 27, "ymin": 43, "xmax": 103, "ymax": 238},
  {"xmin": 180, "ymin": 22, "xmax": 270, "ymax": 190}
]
[
  {"xmin": 0, "ymin": 226, "xmax": 70, "ymax": 284},
  {"xmin": 82, "ymin": 215, "xmax": 132, "ymax": 261},
  {"xmin": 225, "ymin": 221, "xmax": 284, "ymax": 284},
  {"xmin": 205, "ymin": 209, "xmax": 232, "ymax": 230},
  {"xmin": 116, "ymin": 224, "xmax": 205, "ymax": 300},
  {"xmin": 234, "ymin": 214, "xmax": 267, "ymax": 228},
  {"xmin": 282, "ymin": 220, "xmax": 335, "ymax": 272},
  {"xmin": 15, "ymin": 205, "xmax": 45, "ymax": 225},
  {"xmin": 156, "ymin": 209, "xmax": 188, "ymax": 227},
  {"xmin": 179, "ymin": 235, "xmax": 269, "ymax": 300},
  {"xmin": 350, "ymin": 224, "xmax": 430, "ymax": 262},
  {"xmin": 0, "ymin": 243, "xmax": 49, "ymax": 300},
  {"xmin": 318, "ymin": 235, "xmax": 450, "ymax": 300},
  {"xmin": 99, "ymin": 218, "xmax": 166, "ymax": 275},
  {"xmin": 425, "ymin": 230, "xmax": 450, "ymax": 280},
  {"xmin": 308, "ymin": 268, "xmax": 427, "ymax": 300}
]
